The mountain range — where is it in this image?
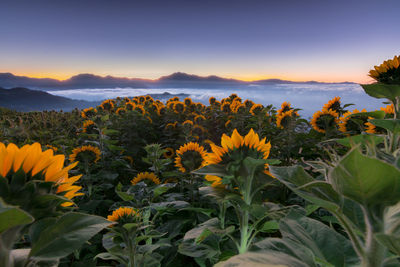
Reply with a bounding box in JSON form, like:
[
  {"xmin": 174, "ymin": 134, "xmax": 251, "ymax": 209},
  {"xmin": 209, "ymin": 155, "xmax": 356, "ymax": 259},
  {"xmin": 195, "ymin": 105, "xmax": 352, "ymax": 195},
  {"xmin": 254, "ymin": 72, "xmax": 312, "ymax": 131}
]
[{"xmin": 0, "ymin": 72, "xmax": 355, "ymax": 90}]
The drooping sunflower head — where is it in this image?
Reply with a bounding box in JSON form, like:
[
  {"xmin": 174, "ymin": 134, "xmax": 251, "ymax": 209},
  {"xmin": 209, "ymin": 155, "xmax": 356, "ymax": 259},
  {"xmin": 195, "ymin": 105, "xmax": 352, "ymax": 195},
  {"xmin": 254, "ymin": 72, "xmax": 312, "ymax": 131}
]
[
  {"xmin": 175, "ymin": 142, "xmax": 207, "ymax": 173},
  {"xmin": 250, "ymin": 104, "xmax": 264, "ymax": 116},
  {"xmin": 323, "ymin": 97, "xmax": 341, "ymax": 113},
  {"xmin": 221, "ymin": 102, "xmax": 231, "ymax": 113},
  {"xmin": 107, "ymin": 207, "xmax": 140, "ymax": 224},
  {"xmin": 81, "ymin": 107, "xmax": 97, "ymax": 118},
  {"xmin": 206, "ymin": 129, "xmax": 271, "ymax": 174},
  {"xmin": 131, "ymin": 172, "xmax": 161, "ymax": 185},
  {"xmin": 157, "ymin": 106, "xmax": 167, "ymax": 116},
  {"xmin": 311, "ymin": 108, "xmax": 339, "ymax": 133},
  {"xmin": 165, "ymin": 121, "xmax": 178, "ymax": 130},
  {"xmin": 229, "ymin": 94, "xmax": 239, "ymax": 100},
  {"xmin": 100, "ymin": 99, "xmax": 115, "ymax": 111},
  {"xmin": 125, "ymin": 101, "xmax": 135, "ymax": 110},
  {"xmin": 276, "ymin": 109, "xmax": 298, "ymax": 129},
  {"xmin": 0, "ymin": 142, "xmax": 83, "ymax": 209},
  {"xmin": 194, "ymin": 114, "xmax": 206, "ymax": 124},
  {"xmin": 163, "ymin": 147, "xmax": 175, "ymax": 159},
  {"xmin": 369, "ymin": 55, "xmax": 400, "ymax": 84},
  {"xmin": 69, "ymin": 145, "xmax": 101, "ymax": 164}
]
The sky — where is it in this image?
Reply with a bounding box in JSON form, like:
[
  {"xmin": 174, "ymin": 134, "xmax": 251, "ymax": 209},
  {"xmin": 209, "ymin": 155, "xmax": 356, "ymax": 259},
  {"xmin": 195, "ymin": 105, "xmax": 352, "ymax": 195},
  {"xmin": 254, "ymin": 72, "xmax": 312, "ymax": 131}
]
[{"xmin": 0, "ymin": 0, "xmax": 399, "ymax": 83}]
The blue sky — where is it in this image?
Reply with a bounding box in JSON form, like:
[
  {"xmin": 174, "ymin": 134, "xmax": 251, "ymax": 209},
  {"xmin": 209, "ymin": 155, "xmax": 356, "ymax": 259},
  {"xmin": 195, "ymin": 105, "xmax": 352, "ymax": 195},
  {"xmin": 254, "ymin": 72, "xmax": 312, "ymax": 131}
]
[{"xmin": 1, "ymin": 0, "xmax": 399, "ymax": 82}]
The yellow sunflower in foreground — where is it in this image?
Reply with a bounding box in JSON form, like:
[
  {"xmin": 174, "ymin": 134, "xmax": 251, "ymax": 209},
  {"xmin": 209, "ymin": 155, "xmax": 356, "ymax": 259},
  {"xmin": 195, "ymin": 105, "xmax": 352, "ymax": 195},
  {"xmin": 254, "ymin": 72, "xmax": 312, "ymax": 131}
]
[
  {"xmin": 131, "ymin": 172, "xmax": 161, "ymax": 185},
  {"xmin": 369, "ymin": 55, "xmax": 400, "ymax": 84},
  {"xmin": 0, "ymin": 142, "xmax": 82, "ymax": 207},
  {"xmin": 107, "ymin": 207, "xmax": 140, "ymax": 224},
  {"xmin": 175, "ymin": 142, "xmax": 207, "ymax": 173},
  {"xmin": 69, "ymin": 145, "xmax": 101, "ymax": 164},
  {"xmin": 310, "ymin": 109, "xmax": 339, "ymax": 133},
  {"xmin": 206, "ymin": 129, "xmax": 271, "ymax": 175}
]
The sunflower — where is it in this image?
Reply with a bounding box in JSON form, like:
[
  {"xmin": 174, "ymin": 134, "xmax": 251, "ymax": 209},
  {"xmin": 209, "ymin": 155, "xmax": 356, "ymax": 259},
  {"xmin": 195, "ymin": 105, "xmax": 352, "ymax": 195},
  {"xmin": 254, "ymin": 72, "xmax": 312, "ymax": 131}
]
[
  {"xmin": 323, "ymin": 97, "xmax": 341, "ymax": 113},
  {"xmin": 131, "ymin": 172, "xmax": 161, "ymax": 185},
  {"xmin": 221, "ymin": 102, "xmax": 232, "ymax": 113},
  {"xmin": 69, "ymin": 145, "xmax": 101, "ymax": 164},
  {"xmin": 194, "ymin": 114, "xmax": 206, "ymax": 124},
  {"xmin": 209, "ymin": 97, "xmax": 217, "ymax": 105},
  {"xmin": 0, "ymin": 142, "xmax": 82, "ymax": 207},
  {"xmin": 157, "ymin": 106, "xmax": 166, "ymax": 116},
  {"xmin": 381, "ymin": 104, "xmax": 395, "ymax": 115},
  {"xmin": 369, "ymin": 55, "xmax": 400, "ymax": 84},
  {"xmin": 175, "ymin": 142, "xmax": 207, "ymax": 173},
  {"xmin": 310, "ymin": 109, "xmax": 339, "ymax": 133},
  {"xmin": 82, "ymin": 120, "xmax": 96, "ymax": 133},
  {"xmin": 173, "ymin": 102, "xmax": 185, "ymax": 113},
  {"xmin": 182, "ymin": 120, "xmax": 194, "ymax": 127},
  {"xmin": 134, "ymin": 105, "xmax": 146, "ymax": 115},
  {"xmin": 204, "ymin": 175, "xmax": 224, "ymax": 188},
  {"xmin": 184, "ymin": 97, "xmax": 193, "ymax": 106},
  {"xmin": 206, "ymin": 129, "xmax": 271, "ymax": 175},
  {"xmin": 165, "ymin": 121, "xmax": 178, "ymax": 130},
  {"xmin": 365, "ymin": 117, "xmax": 377, "ymax": 134},
  {"xmin": 338, "ymin": 109, "xmax": 367, "ymax": 134},
  {"xmin": 244, "ymin": 99, "xmax": 254, "ymax": 108},
  {"xmin": 276, "ymin": 109, "xmax": 298, "ymax": 129},
  {"xmin": 115, "ymin": 107, "xmax": 126, "ymax": 115},
  {"xmin": 100, "ymin": 99, "xmax": 115, "ymax": 111},
  {"xmin": 81, "ymin": 107, "xmax": 97, "ymax": 118},
  {"xmin": 107, "ymin": 207, "xmax": 139, "ymax": 224},
  {"xmin": 277, "ymin": 102, "xmax": 292, "ymax": 115},
  {"xmin": 250, "ymin": 104, "xmax": 263, "ymax": 116},
  {"xmin": 138, "ymin": 96, "xmax": 146, "ymax": 103},
  {"xmin": 163, "ymin": 147, "xmax": 175, "ymax": 158},
  {"xmin": 46, "ymin": 144, "xmax": 58, "ymax": 152},
  {"xmin": 124, "ymin": 155, "xmax": 134, "ymax": 165}
]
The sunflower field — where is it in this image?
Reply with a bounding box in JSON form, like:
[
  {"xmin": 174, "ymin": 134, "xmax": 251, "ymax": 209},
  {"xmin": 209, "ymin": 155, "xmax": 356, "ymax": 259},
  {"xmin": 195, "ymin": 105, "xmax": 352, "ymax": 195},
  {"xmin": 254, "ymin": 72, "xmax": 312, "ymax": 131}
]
[{"xmin": 1, "ymin": 56, "xmax": 400, "ymax": 267}]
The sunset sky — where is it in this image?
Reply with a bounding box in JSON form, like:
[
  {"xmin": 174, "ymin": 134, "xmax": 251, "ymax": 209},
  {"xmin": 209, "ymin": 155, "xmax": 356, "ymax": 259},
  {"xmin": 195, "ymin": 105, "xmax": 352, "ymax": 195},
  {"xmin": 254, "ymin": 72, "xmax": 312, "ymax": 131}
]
[{"xmin": 1, "ymin": 0, "xmax": 399, "ymax": 83}]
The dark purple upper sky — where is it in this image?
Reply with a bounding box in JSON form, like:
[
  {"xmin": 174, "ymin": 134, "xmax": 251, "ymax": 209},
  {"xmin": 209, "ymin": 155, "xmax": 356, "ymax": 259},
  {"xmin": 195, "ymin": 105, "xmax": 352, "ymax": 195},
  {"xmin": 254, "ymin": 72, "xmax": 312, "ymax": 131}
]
[{"xmin": 1, "ymin": 0, "xmax": 399, "ymax": 82}]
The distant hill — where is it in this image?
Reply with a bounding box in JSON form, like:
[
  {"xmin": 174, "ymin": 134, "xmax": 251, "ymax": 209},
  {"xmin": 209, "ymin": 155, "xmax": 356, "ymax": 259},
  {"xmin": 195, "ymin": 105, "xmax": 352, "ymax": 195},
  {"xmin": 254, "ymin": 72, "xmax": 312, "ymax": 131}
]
[
  {"xmin": 0, "ymin": 72, "xmax": 356, "ymax": 90},
  {"xmin": 0, "ymin": 87, "xmax": 97, "ymax": 111}
]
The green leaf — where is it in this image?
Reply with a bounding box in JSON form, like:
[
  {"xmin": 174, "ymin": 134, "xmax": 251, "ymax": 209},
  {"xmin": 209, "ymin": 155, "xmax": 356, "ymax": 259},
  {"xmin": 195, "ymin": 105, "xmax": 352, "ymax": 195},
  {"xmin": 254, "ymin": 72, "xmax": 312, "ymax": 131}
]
[
  {"xmin": 370, "ymin": 119, "xmax": 400, "ymax": 134},
  {"xmin": 215, "ymin": 251, "xmax": 310, "ymax": 267},
  {"xmin": 270, "ymin": 166, "xmax": 340, "ymax": 211},
  {"xmin": 115, "ymin": 183, "xmax": 134, "ymax": 201},
  {"xmin": 361, "ymin": 83, "xmax": 400, "ymax": 101},
  {"xmin": 335, "ymin": 134, "xmax": 384, "ymax": 148},
  {"xmin": 29, "ymin": 212, "xmax": 112, "ymax": 260},
  {"xmin": 153, "ymin": 184, "xmax": 173, "ymax": 198},
  {"xmin": 0, "ymin": 198, "xmax": 34, "ymax": 233},
  {"xmin": 279, "ymin": 211, "xmax": 359, "ymax": 267},
  {"xmin": 329, "ymin": 147, "xmax": 400, "ymax": 206},
  {"xmin": 349, "ymin": 110, "xmax": 385, "ymax": 119},
  {"xmin": 193, "ymin": 164, "xmax": 228, "ymax": 176},
  {"xmin": 260, "ymin": 220, "xmax": 280, "ymax": 233}
]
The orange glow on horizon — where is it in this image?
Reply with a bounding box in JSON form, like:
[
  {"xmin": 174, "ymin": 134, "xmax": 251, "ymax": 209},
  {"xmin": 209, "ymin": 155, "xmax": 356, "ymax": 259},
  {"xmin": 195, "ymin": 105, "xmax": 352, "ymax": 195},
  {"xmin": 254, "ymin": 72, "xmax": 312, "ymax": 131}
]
[{"xmin": 5, "ymin": 71, "xmax": 370, "ymax": 84}]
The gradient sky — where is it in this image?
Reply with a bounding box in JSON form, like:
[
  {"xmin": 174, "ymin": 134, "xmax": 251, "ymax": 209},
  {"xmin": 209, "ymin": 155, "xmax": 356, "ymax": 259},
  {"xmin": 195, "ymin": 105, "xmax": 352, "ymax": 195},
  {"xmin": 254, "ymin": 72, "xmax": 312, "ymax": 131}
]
[{"xmin": 1, "ymin": 0, "xmax": 399, "ymax": 83}]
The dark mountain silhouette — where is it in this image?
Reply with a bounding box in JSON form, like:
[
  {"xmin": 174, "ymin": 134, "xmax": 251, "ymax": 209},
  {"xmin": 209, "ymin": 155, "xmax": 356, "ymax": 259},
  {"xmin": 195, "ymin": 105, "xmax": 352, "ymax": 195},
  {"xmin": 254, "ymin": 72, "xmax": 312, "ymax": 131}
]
[
  {"xmin": 0, "ymin": 72, "xmax": 355, "ymax": 90},
  {"xmin": 0, "ymin": 87, "xmax": 97, "ymax": 111}
]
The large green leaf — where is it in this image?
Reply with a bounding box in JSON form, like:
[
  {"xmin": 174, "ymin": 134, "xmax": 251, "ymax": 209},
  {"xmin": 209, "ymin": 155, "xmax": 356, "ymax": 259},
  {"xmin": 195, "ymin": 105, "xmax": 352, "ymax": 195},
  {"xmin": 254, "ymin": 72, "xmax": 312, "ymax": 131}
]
[
  {"xmin": 375, "ymin": 202, "xmax": 400, "ymax": 255},
  {"xmin": 29, "ymin": 212, "xmax": 112, "ymax": 260},
  {"xmin": 193, "ymin": 164, "xmax": 228, "ymax": 176},
  {"xmin": 270, "ymin": 166, "xmax": 340, "ymax": 211},
  {"xmin": 279, "ymin": 211, "xmax": 359, "ymax": 267},
  {"xmin": 0, "ymin": 198, "xmax": 34, "ymax": 233},
  {"xmin": 369, "ymin": 119, "xmax": 400, "ymax": 134},
  {"xmin": 329, "ymin": 148, "xmax": 400, "ymax": 206},
  {"xmin": 361, "ymin": 84, "xmax": 400, "ymax": 101},
  {"xmin": 215, "ymin": 251, "xmax": 309, "ymax": 267},
  {"xmin": 335, "ymin": 134, "xmax": 384, "ymax": 148}
]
